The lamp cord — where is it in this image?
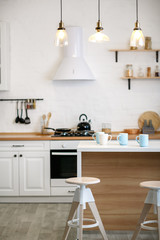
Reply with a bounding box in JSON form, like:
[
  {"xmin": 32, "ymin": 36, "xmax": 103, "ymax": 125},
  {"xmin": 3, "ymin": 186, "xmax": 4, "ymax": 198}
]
[
  {"xmin": 136, "ymin": 0, "xmax": 138, "ymax": 21},
  {"xmin": 98, "ymin": 0, "xmax": 100, "ymax": 21},
  {"xmin": 60, "ymin": 0, "xmax": 62, "ymax": 21}
]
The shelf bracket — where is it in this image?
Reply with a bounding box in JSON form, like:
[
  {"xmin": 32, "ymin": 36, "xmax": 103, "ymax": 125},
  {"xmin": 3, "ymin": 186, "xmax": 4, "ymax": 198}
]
[
  {"xmin": 115, "ymin": 51, "xmax": 118, "ymax": 62},
  {"xmin": 156, "ymin": 51, "xmax": 159, "ymax": 62},
  {"xmin": 128, "ymin": 79, "xmax": 131, "ymax": 90}
]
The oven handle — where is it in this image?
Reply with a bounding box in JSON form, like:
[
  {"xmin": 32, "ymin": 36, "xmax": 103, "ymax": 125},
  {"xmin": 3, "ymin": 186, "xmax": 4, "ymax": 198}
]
[{"xmin": 51, "ymin": 152, "xmax": 77, "ymax": 156}]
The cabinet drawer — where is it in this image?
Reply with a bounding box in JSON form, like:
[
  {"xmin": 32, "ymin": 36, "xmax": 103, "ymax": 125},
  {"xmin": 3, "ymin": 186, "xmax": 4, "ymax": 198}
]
[
  {"xmin": 0, "ymin": 141, "xmax": 50, "ymax": 151},
  {"xmin": 50, "ymin": 140, "xmax": 79, "ymax": 149},
  {"xmin": 51, "ymin": 187, "xmax": 77, "ymax": 196}
]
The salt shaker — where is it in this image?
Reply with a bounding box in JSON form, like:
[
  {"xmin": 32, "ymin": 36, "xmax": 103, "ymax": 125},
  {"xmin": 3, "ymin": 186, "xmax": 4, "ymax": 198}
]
[{"xmin": 155, "ymin": 65, "xmax": 160, "ymax": 77}]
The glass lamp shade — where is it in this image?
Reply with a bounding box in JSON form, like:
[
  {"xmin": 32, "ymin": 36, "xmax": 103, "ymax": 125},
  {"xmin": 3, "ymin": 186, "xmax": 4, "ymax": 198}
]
[
  {"xmin": 130, "ymin": 29, "xmax": 145, "ymax": 48},
  {"xmin": 89, "ymin": 31, "xmax": 110, "ymax": 43},
  {"xmin": 55, "ymin": 29, "xmax": 68, "ymax": 47}
]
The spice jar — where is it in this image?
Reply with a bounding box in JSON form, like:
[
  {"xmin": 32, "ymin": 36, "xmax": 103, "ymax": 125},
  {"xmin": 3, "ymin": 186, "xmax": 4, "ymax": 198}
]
[
  {"xmin": 145, "ymin": 37, "xmax": 152, "ymax": 50},
  {"xmin": 125, "ymin": 64, "xmax": 133, "ymax": 77},
  {"xmin": 26, "ymin": 99, "xmax": 30, "ymax": 109},
  {"xmin": 147, "ymin": 67, "xmax": 151, "ymax": 77},
  {"xmin": 33, "ymin": 99, "xmax": 36, "ymax": 109},
  {"xmin": 155, "ymin": 65, "xmax": 160, "ymax": 77}
]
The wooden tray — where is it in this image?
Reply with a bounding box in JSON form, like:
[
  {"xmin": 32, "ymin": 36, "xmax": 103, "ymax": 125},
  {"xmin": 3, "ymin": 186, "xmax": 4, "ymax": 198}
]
[
  {"xmin": 124, "ymin": 129, "xmax": 140, "ymax": 134},
  {"xmin": 138, "ymin": 111, "xmax": 160, "ymax": 131}
]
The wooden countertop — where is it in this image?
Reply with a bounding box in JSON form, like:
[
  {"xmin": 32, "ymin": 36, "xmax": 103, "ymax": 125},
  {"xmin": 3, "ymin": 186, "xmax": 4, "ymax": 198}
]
[
  {"xmin": 0, "ymin": 132, "xmax": 93, "ymax": 141},
  {"xmin": 0, "ymin": 132, "xmax": 160, "ymax": 141}
]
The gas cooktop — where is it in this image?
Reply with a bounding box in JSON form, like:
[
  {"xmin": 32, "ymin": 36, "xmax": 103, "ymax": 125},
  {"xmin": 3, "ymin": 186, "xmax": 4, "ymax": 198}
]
[{"xmin": 52, "ymin": 130, "xmax": 94, "ymax": 137}]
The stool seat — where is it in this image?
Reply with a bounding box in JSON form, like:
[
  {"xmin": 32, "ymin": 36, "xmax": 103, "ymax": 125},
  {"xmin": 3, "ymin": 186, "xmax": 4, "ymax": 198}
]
[
  {"xmin": 66, "ymin": 177, "xmax": 100, "ymax": 186},
  {"xmin": 140, "ymin": 181, "xmax": 160, "ymax": 190}
]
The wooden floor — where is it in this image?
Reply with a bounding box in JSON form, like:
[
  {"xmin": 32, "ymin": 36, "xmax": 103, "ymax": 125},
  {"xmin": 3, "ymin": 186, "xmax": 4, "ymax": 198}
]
[{"xmin": 0, "ymin": 203, "xmax": 158, "ymax": 240}]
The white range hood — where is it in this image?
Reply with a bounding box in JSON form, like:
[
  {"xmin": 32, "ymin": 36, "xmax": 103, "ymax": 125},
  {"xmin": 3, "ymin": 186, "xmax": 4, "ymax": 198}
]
[{"xmin": 53, "ymin": 26, "xmax": 95, "ymax": 81}]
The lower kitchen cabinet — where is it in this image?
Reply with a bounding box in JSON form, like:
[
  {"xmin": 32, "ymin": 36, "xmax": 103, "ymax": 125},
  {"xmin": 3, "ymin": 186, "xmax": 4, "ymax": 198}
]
[
  {"xmin": 19, "ymin": 152, "xmax": 50, "ymax": 196},
  {"xmin": 0, "ymin": 141, "xmax": 50, "ymax": 196},
  {"xmin": 0, "ymin": 152, "xmax": 19, "ymax": 196}
]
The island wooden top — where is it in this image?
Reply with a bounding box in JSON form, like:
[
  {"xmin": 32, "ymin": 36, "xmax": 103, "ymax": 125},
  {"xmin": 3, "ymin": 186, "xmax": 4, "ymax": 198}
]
[{"xmin": 0, "ymin": 132, "xmax": 160, "ymax": 141}]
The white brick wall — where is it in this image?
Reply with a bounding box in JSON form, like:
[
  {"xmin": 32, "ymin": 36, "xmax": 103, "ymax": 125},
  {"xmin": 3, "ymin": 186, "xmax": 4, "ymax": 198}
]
[{"xmin": 0, "ymin": 0, "xmax": 160, "ymax": 132}]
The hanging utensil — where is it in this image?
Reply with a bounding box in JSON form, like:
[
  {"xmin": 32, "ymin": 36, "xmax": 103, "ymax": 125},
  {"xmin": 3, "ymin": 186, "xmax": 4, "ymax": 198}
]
[
  {"xmin": 24, "ymin": 102, "xmax": 31, "ymax": 124},
  {"xmin": 15, "ymin": 101, "xmax": 20, "ymax": 123},
  {"xmin": 19, "ymin": 101, "xmax": 25, "ymax": 124}
]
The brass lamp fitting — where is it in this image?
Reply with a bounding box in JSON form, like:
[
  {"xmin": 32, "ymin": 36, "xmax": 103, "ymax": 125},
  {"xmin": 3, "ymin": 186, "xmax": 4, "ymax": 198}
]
[
  {"xmin": 95, "ymin": 20, "xmax": 103, "ymax": 32},
  {"xmin": 57, "ymin": 20, "xmax": 65, "ymax": 30},
  {"xmin": 133, "ymin": 20, "xmax": 141, "ymax": 31}
]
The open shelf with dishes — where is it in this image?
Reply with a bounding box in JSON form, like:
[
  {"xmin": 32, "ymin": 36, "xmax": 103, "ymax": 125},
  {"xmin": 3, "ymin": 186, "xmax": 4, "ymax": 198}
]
[
  {"xmin": 121, "ymin": 77, "xmax": 160, "ymax": 90},
  {"xmin": 109, "ymin": 49, "xmax": 160, "ymax": 62}
]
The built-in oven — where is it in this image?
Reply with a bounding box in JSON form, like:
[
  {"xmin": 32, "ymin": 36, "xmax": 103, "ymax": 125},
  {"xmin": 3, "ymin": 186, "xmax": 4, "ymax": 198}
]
[{"xmin": 50, "ymin": 141, "xmax": 80, "ymax": 197}]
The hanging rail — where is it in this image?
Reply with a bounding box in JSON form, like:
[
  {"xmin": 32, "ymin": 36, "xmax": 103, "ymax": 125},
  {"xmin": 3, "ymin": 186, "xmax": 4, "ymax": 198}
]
[{"xmin": 0, "ymin": 98, "xmax": 44, "ymax": 101}]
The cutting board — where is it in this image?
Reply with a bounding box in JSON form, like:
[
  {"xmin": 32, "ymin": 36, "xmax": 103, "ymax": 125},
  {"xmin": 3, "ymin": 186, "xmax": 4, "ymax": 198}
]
[{"xmin": 138, "ymin": 111, "xmax": 160, "ymax": 130}]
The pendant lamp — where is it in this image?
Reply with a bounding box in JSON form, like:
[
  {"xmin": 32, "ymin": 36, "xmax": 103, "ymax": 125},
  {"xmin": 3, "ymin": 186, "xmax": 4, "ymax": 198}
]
[
  {"xmin": 89, "ymin": 0, "xmax": 110, "ymax": 43},
  {"xmin": 130, "ymin": 0, "xmax": 145, "ymax": 49},
  {"xmin": 55, "ymin": 0, "xmax": 68, "ymax": 47}
]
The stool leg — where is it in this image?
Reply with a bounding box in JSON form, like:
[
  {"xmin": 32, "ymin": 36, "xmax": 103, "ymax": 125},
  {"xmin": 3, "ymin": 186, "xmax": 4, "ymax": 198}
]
[
  {"xmin": 78, "ymin": 204, "xmax": 83, "ymax": 240},
  {"xmin": 158, "ymin": 206, "xmax": 160, "ymax": 240},
  {"xmin": 62, "ymin": 201, "xmax": 79, "ymax": 240},
  {"xmin": 131, "ymin": 203, "xmax": 152, "ymax": 240},
  {"xmin": 88, "ymin": 202, "xmax": 108, "ymax": 240}
]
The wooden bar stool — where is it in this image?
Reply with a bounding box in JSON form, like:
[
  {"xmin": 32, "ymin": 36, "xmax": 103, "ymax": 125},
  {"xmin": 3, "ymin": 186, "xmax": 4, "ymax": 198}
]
[
  {"xmin": 131, "ymin": 181, "xmax": 160, "ymax": 240},
  {"xmin": 62, "ymin": 177, "xmax": 108, "ymax": 240}
]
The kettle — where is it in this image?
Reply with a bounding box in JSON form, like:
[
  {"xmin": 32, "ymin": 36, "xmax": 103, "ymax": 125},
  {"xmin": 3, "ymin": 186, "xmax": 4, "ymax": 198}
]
[{"xmin": 77, "ymin": 114, "xmax": 91, "ymax": 131}]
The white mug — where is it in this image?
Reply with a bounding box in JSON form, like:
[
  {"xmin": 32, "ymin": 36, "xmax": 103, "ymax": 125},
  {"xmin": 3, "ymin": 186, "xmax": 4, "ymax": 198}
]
[
  {"xmin": 92, "ymin": 132, "xmax": 104, "ymax": 144},
  {"xmin": 99, "ymin": 134, "xmax": 112, "ymax": 145}
]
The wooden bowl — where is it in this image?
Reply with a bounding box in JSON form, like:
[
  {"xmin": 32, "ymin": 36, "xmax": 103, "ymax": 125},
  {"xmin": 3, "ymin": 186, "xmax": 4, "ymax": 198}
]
[{"xmin": 123, "ymin": 129, "xmax": 140, "ymax": 134}]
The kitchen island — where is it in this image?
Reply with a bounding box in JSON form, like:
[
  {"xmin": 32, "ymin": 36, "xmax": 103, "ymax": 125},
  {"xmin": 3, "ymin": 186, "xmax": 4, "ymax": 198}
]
[{"xmin": 77, "ymin": 140, "xmax": 160, "ymax": 230}]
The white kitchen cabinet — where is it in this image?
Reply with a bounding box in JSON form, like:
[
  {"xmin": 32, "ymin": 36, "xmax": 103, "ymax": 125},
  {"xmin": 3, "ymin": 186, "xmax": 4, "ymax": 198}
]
[
  {"xmin": 0, "ymin": 22, "xmax": 10, "ymax": 91},
  {"xmin": 0, "ymin": 152, "xmax": 19, "ymax": 196},
  {"xmin": 19, "ymin": 151, "xmax": 50, "ymax": 196},
  {"xmin": 0, "ymin": 141, "xmax": 50, "ymax": 196}
]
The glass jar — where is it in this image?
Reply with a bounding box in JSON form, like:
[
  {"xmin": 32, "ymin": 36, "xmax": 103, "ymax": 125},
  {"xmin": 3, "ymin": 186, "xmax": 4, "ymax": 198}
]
[
  {"xmin": 145, "ymin": 37, "xmax": 152, "ymax": 50},
  {"xmin": 125, "ymin": 64, "xmax": 133, "ymax": 77},
  {"xmin": 137, "ymin": 67, "xmax": 144, "ymax": 77}
]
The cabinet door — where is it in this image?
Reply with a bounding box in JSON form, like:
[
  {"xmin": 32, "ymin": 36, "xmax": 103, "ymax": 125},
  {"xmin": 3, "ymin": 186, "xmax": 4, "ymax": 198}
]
[
  {"xmin": 0, "ymin": 152, "xmax": 19, "ymax": 196},
  {"xmin": 19, "ymin": 152, "xmax": 50, "ymax": 196}
]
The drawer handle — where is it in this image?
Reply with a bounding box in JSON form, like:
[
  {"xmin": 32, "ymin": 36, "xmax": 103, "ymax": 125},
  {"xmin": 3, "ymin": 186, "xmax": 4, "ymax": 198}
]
[
  {"xmin": 68, "ymin": 190, "xmax": 75, "ymax": 193},
  {"xmin": 12, "ymin": 145, "xmax": 24, "ymax": 147},
  {"xmin": 19, "ymin": 154, "xmax": 23, "ymax": 157},
  {"xmin": 14, "ymin": 154, "xmax": 17, "ymax": 157}
]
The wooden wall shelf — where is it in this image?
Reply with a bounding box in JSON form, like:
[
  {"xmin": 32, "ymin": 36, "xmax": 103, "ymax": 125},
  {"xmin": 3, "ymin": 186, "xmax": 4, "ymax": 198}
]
[
  {"xmin": 109, "ymin": 49, "xmax": 160, "ymax": 62},
  {"xmin": 121, "ymin": 77, "xmax": 160, "ymax": 90}
]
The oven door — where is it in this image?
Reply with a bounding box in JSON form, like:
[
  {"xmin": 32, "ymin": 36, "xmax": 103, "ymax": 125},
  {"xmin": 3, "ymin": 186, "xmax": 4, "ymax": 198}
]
[{"xmin": 50, "ymin": 150, "xmax": 77, "ymax": 187}]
